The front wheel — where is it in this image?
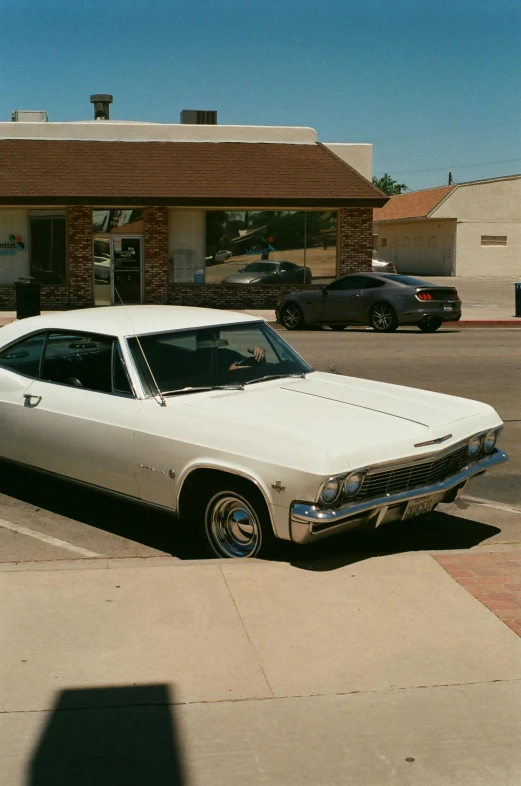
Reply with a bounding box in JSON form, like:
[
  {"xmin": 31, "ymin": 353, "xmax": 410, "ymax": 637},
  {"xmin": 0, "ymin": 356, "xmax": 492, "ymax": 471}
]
[
  {"xmin": 203, "ymin": 484, "xmax": 276, "ymax": 559},
  {"xmin": 280, "ymin": 303, "xmax": 305, "ymax": 330},
  {"xmin": 370, "ymin": 302, "xmax": 398, "ymax": 333},
  {"xmin": 417, "ymin": 318, "xmax": 443, "ymax": 333}
]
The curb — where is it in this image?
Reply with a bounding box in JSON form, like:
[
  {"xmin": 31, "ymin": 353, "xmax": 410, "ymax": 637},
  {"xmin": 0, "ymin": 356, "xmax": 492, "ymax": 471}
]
[{"xmin": 442, "ymin": 320, "xmax": 521, "ymax": 328}]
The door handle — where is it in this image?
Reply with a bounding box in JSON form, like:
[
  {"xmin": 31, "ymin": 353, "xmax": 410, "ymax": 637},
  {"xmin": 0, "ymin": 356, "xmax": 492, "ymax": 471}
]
[{"xmin": 23, "ymin": 394, "xmax": 42, "ymax": 407}]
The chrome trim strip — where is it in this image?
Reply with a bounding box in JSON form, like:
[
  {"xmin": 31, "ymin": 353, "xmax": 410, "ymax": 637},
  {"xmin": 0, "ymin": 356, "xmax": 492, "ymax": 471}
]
[
  {"xmin": 291, "ymin": 449, "xmax": 508, "ymax": 538},
  {"xmin": 414, "ymin": 433, "xmax": 452, "ymax": 447},
  {"xmin": 363, "ymin": 432, "xmax": 496, "ymax": 476},
  {"xmin": 0, "ymin": 455, "xmax": 178, "ymax": 514}
]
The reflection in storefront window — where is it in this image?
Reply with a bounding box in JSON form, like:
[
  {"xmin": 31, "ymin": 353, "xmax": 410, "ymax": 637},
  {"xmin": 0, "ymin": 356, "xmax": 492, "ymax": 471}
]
[
  {"xmin": 204, "ymin": 210, "xmax": 337, "ymax": 285},
  {"xmin": 30, "ymin": 210, "xmax": 66, "ymax": 284},
  {"xmin": 92, "ymin": 209, "xmax": 144, "ymax": 234}
]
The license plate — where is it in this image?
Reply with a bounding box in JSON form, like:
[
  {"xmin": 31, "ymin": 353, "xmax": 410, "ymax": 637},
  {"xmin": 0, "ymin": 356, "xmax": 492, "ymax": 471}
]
[
  {"xmin": 403, "ymin": 494, "xmax": 442, "ymax": 520},
  {"xmin": 443, "ymin": 305, "xmax": 453, "ymax": 311}
]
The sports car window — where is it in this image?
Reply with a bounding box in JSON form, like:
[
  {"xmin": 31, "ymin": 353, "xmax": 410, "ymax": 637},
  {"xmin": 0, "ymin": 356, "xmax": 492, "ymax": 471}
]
[
  {"xmin": 128, "ymin": 321, "xmax": 312, "ymax": 396},
  {"xmin": 328, "ymin": 276, "xmax": 366, "ymax": 291},
  {"xmin": 361, "ymin": 278, "xmax": 386, "ymax": 289},
  {"xmin": 41, "ymin": 332, "xmax": 116, "ymax": 393},
  {"xmin": 0, "ymin": 333, "xmax": 46, "ymax": 378}
]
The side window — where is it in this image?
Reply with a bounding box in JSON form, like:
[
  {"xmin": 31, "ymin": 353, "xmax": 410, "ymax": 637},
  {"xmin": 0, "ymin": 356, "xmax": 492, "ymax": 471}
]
[
  {"xmin": 361, "ymin": 278, "xmax": 386, "ymax": 289},
  {"xmin": 42, "ymin": 332, "xmax": 114, "ymax": 392},
  {"xmin": 328, "ymin": 276, "xmax": 365, "ymax": 291},
  {"xmin": 0, "ymin": 333, "xmax": 46, "ymax": 378}
]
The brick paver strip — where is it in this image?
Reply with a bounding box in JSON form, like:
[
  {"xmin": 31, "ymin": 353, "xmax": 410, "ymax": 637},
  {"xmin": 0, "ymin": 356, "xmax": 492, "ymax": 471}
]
[{"xmin": 435, "ymin": 552, "xmax": 521, "ymax": 637}]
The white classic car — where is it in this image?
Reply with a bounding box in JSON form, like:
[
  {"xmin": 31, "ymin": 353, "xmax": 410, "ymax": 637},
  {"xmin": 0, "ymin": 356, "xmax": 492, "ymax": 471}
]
[{"xmin": 0, "ymin": 306, "xmax": 508, "ymax": 558}]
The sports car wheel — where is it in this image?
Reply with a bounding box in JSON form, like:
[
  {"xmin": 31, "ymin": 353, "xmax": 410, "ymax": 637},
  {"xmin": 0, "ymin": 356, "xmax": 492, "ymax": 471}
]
[
  {"xmin": 203, "ymin": 485, "xmax": 276, "ymax": 559},
  {"xmin": 281, "ymin": 303, "xmax": 305, "ymax": 330},
  {"xmin": 370, "ymin": 302, "xmax": 398, "ymax": 333},
  {"xmin": 329, "ymin": 324, "xmax": 348, "ymax": 331},
  {"xmin": 417, "ymin": 318, "xmax": 443, "ymax": 333}
]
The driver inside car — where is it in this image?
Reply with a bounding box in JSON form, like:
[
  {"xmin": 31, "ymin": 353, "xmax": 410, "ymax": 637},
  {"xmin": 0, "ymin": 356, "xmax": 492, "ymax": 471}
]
[{"xmin": 195, "ymin": 329, "xmax": 266, "ymax": 373}]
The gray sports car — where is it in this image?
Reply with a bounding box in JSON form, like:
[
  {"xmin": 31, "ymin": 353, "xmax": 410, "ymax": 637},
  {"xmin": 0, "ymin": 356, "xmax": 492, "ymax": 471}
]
[{"xmin": 276, "ymin": 273, "xmax": 461, "ymax": 333}]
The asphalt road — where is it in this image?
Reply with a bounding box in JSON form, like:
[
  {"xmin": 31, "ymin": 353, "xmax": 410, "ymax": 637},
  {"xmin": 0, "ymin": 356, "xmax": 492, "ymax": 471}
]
[{"xmin": 0, "ymin": 328, "xmax": 519, "ymax": 564}]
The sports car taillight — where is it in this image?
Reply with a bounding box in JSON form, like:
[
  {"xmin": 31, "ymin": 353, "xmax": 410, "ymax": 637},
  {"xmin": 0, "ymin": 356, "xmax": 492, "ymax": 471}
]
[{"xmin": 417, "ymin": 292, "xmax": 433, "ymax": 301}]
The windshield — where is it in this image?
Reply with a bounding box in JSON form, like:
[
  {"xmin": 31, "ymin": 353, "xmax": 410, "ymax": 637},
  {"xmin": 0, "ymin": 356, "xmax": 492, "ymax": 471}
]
[
  {"xmin": 127, "ymin": 322, "xmax": 312, "ymax": 396},
  {"xmin": 242, "ymin": 263, "xmax": 278, "ymax": 273}
]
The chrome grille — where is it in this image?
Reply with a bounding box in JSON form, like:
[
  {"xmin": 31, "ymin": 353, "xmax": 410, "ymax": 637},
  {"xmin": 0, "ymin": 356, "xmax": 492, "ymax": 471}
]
[{"xmin": 358, "ymin": 445, "xmax": 469, "ymax": 501}]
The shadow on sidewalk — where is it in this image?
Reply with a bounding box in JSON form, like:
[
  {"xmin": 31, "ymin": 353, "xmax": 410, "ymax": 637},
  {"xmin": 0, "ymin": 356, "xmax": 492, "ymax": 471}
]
[
  {"xmin": 0, "ymin": 460, "xmax": 500, "ymax": 567},
  {"xmin": 28, "ymin": 684, "xmax": 187, "ymax": 785},
  {"xmin": 0, "ymin": 460, "xmax": 202, "ymax": 559},
  {"xmin": 284, "ymin": 510, "xmax": 500, "ymax": 572}
]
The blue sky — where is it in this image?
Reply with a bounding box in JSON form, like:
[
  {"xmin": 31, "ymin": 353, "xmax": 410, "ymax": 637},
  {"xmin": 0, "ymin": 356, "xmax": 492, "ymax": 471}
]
[{"xmin": 1, "ymin": 0, "xmax": 520, "ymax": 191}]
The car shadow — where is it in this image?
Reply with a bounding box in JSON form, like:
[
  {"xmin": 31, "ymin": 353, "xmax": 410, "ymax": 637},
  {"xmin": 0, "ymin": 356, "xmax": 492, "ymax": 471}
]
[
  {"xmin": 28, "ymin": 684, "xmax": 187, "ymax": 785},
  {"xmin": 0, "ymin": 460, "xmax": 202, "ymax": 559},
  {"xmin": 0, "ymin": 461, "xmax": 501, "ymax": 566},
  {"xmin": 282, "ymin": 510, "xmax": 500, "ymax": 571}
]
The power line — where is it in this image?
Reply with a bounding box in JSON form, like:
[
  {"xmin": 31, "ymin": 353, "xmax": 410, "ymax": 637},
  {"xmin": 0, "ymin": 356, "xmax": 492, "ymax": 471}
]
[
  {"xmin": 371, "ymin": 118, "xmax": 521, "ymax": 143},
  {"xmin": 373, "ymin": 158, "xmax": 521, "ymax": 175}
]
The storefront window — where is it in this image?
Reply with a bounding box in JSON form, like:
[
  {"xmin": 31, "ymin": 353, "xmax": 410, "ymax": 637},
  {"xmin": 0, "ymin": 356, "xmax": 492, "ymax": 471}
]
[
  {"xmin": 92, "ymin": 209, "xmax": 144, "ymax": 234},
  {"xmin": 30, "ymin": 210, "xmax": 66, "ymax": 284},
  {"xmin": 168, "ymin": 209, "xmax": 337, "ymax": 285}
]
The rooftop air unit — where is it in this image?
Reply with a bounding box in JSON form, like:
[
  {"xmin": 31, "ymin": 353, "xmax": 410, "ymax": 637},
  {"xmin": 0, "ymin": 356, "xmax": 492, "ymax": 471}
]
[
  {"xmin": 11, "ymin": 110, "xmax": 48, "ymax": 122},
  {"xmin": 180, "ymin": 109, "xmax": 217, "ymax": 125}
]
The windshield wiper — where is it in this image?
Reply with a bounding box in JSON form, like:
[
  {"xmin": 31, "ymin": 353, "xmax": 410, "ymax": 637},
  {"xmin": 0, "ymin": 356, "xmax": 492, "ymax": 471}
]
[
  {"xmin": 162, "ymin": 384, "xmax": 244, "ymax": 397},
  {"xmin": 243, "ymin": 372, "xmax": 308, "ymax": 386}
]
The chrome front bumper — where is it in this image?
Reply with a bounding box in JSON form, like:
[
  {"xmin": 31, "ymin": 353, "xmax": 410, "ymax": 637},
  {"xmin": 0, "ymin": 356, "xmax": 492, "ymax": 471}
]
[{"xmin": 289, "ymin": 449, "xmax": 508, "ymax": 544}]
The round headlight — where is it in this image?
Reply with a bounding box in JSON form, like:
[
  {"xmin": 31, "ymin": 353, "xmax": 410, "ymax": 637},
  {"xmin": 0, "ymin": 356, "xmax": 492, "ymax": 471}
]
[
  {"xmin": 320, "ymin": 478, "xmax": 341, "ymax": 505},
  {"xmin": 468, "ymin": 435, "xmax": 482, "ymax": 458},
  {"xmin": 343, "ymin": 471, "xmax": 364, "ymax": 498},
  {"xmin": 483, "ymin": 429, "xmax": 497, "ymax": 453}
]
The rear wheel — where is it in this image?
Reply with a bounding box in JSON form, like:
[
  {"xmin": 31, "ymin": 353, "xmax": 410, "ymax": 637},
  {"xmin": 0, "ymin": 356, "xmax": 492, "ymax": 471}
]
[
  {"xmin": 329, "ymin": 324, "xmax": 348, "ymax": 331},
  {"xmin": 417, "ymin": 318, "xmax": 443, "ymax": 333},
  {"xmin": 370, "ymin": 302, "xmax": 398, "ymax": 332},
  {"xmin": 281, "ymin": 303, "xmax": 305, "ymax": 330},
  {"xmin": 202, "ymin": 482, "xmax": 276, "ymax": 559}
]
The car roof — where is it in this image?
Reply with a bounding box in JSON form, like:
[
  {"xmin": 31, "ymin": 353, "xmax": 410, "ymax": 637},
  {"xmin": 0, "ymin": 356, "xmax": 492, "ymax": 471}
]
[{"xmin": 0, "ymin": 305, "xmax": 260, "ymax": 344}]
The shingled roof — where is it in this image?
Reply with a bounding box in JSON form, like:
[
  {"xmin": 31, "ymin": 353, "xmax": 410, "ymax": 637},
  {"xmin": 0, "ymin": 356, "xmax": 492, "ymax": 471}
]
[
  {"xmin": 373, "ymin": 185, "xmax": 455, "ymax": 222},
  {"xmin": 0, "ymin": 139, "xmax": 387, "ymax": 207}
]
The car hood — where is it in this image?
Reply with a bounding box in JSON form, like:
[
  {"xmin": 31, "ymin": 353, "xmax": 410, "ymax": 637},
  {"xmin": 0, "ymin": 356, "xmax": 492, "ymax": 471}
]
[
  {"xmin": 221, "ymin": 273, "xmax": 269, "ymax": 283},
  {"xmin": 180, "ymin": 371, "xmax": 499, "ymax": 474}
]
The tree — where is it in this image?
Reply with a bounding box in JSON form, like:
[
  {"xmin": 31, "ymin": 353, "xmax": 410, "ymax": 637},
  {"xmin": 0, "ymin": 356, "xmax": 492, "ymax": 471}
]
[{"xmin": 372, "ymin": 174, "xmax": 409, "ymax": 195}]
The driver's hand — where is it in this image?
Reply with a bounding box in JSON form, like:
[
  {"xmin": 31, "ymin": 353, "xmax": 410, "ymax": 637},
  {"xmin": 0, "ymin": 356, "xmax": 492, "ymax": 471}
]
[
  {"xmin": 249, "ymin": 346, "xmax": 266, "ymax": 363},
  {"xmin": 228, "ymin": 347, "xmax": 266, "ymax": 370}
]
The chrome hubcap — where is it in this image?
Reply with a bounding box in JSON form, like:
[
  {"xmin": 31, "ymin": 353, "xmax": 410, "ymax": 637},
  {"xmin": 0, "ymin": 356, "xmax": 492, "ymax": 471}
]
[
  {"xmin": 373, "ymin": 305, "xmax": 392, "ymax": 329},
  {"xmin": 283, "ymin": 306, "xmax": 300, "ymax": 328},
  {"xmin": 207, "ymin": 494, "xmax": 261, "ymax": 558}
]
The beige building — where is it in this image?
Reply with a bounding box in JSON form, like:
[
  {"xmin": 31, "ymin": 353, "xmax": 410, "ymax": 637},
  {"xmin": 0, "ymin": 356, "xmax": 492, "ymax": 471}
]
[{"xmin": 373, "ymin": 175, "xmax": 521, "ymax": 276}]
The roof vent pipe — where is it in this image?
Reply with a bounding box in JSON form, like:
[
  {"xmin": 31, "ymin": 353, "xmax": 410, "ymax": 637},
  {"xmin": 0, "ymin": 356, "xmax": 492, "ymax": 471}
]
[{"xmin": 90, "ymin": 94, "xmax": 113, "ymax": 120}]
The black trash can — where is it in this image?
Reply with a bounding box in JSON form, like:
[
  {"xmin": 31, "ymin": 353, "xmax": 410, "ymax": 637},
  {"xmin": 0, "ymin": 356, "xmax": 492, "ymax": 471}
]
[
  {"xmin": 15, "ymin": 277, "xmax": 41, "ymax": 319},
  {"xmin": 515, "ymin": 282, "xmax": 521, "ymax": 319}
]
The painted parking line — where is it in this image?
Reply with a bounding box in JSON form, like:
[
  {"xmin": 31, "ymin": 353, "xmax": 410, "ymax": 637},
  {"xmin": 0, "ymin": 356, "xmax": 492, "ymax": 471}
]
[
  {"xmin": 461, "ymin": 495, "xmax": 521, "ymax": 515},
  {"xmin": 0, "ymin": 518, "xmax": 102, "ymax": 557}
]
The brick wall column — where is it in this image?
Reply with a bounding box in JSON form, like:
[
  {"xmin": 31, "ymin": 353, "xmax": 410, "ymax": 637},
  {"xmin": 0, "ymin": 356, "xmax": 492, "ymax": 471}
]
[
  {"xmin": 338, "ymin": 207, "xmax": 373, "ymax": 276},
  {"xmin": 143, "ymin": 207, "xmax": 169, "ymax": 304},
  {"xmin": 67, "ymin": 206, "xmax": 93, "ymax": 308}
]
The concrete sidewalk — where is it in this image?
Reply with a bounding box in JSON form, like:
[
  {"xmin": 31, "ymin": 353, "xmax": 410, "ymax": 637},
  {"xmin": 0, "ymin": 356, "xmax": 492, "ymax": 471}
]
[{"xmin": 2, "ymin": 552, "xmax": 521, "ymax": 784}]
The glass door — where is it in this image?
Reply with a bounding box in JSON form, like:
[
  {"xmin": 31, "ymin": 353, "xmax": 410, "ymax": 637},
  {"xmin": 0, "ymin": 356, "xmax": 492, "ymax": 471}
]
[
  {"xmin": 93, "ymin": 236, "xmax": 143, "ymax": 306},
  {"xmin": 113, "ymin": 237, "xmax": 143, "ymax": 305}
]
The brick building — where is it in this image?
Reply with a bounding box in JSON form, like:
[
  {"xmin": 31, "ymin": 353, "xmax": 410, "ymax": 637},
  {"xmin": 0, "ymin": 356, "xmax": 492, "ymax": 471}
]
[{"xmin": 0, "ymin": 111, "xmax": 387, "ymax": 311}]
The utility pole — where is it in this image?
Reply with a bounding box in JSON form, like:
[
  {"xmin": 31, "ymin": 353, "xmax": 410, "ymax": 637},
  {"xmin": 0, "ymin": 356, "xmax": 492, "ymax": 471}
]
[{"xmin": 448, "ymin": 171, "xmax": 453, "ymax": 185}]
